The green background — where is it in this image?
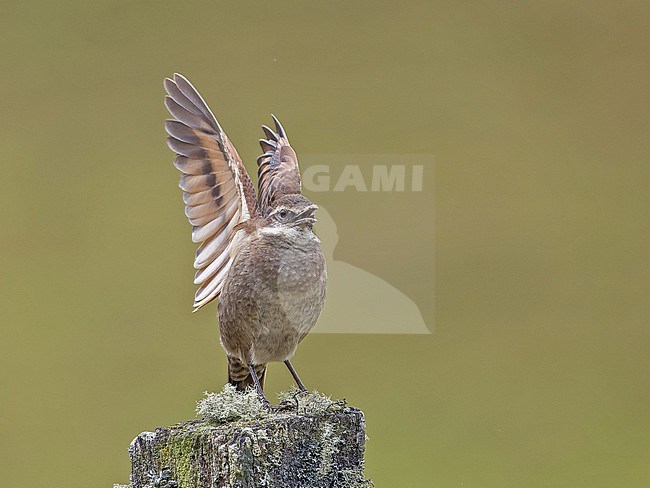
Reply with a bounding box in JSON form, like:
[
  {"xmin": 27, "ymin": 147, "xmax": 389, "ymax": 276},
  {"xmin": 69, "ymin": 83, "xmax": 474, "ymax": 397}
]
[{"xmin": 1, "ymin": 1, "xmax": 649, "ymax": 486}]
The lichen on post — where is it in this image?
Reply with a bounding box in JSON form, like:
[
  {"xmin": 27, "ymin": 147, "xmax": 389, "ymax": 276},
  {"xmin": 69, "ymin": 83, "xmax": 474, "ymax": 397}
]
[{"xmin": 126, "ymin": 386, "xmax": 372, "ymax": 488}]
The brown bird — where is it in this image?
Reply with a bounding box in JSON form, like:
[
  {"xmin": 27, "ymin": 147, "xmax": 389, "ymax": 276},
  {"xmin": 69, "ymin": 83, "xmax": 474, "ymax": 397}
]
[{"xmin": 163, "ymin": 73, "xmax": 327, "ymax": 408}]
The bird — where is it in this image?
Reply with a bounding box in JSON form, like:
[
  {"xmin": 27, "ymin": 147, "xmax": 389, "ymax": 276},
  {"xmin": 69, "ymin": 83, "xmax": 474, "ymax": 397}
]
[{"xmin": 163, "ymin": 73, "xmax": 327, "ymax": 408}]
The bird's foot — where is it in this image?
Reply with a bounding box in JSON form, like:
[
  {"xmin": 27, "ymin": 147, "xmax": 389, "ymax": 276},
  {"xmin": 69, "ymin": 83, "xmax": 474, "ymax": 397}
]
[
  {"xmin": 274, "ymin": 399, "xmax": 298, "ymax": 411},
  {"xmin": 259, "ymin": 398, "xmax": 296, "ymax": 412},
  {"xmin": 254, "ymin": 393, "xmax": 295, "ymax": 412}
]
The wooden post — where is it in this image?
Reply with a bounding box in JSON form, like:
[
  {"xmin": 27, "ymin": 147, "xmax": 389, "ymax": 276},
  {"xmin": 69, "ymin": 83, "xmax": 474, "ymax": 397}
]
[{"xmin": 125, "ymin": 386, "xmax": 372, "ymax": 488}]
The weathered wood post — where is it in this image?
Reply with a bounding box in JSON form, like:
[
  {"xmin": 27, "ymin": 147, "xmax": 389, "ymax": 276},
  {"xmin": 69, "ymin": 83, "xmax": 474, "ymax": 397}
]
[{"xmin": 122, "ymin": 386, "xmax": 372, "ymax": 488}]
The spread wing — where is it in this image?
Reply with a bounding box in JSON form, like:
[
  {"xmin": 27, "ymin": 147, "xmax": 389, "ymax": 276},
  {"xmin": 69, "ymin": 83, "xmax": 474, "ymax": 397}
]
[
  {"xmin": 256, "ymin": 115, "xmax": 302, "ymax": 214},
  {"xmin": 164, "ymin": 73, "xmax": 257, "ymax": 310}
]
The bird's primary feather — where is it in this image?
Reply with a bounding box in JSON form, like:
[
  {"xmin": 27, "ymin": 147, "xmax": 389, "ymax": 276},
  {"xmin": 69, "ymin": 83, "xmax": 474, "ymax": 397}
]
[
  {"xmin": 256, "ymin": 114, "xmax": 302, "ymax": 215},
  {"xmin": 165, "ymin": 73, "xmax": 304, "ymax": 310},
  {"xmin": 164, "ymin": 73, "xmax": 256, "ymax": 310}
]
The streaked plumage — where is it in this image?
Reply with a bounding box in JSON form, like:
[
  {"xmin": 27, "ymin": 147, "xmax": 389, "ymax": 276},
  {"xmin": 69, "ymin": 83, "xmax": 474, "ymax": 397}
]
[{"xmin": 164, "ymin": 74, "xmax": 327, "ymax": 405}]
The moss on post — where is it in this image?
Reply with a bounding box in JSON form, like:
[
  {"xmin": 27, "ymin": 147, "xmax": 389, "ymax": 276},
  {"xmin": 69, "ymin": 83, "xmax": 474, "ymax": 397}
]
[{"xmin": 127, "ymin": 386, "xmax": 372, "ymax": 488}]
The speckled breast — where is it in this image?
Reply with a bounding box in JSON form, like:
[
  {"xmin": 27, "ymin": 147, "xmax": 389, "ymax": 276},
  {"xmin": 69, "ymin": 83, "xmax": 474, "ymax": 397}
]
[{"xmin": 249, "ymin": 237, "xmax": 327, "ymax": 362}]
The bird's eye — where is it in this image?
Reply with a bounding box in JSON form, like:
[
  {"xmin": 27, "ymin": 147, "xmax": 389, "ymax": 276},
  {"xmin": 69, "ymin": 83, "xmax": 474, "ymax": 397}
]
[{"xmin": 277, "ymin": 209, "xmax": 289, "ymax": 220}]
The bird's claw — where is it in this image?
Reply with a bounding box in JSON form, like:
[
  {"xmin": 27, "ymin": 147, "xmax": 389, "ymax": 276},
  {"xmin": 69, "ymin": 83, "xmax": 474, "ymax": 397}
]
[
  {"xmin": 260, "ymin": 398, "xmax": 296, "ymax": 412},
  {"xmin": 275, "ymin": 399, "xmax": 297, "ymax": 411}
]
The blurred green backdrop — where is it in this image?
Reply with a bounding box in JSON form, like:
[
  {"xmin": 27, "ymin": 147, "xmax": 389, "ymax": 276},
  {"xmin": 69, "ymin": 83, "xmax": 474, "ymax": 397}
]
[{"xmin": 1, "ymin": 1, "xmax": 649, "ymax": 486}]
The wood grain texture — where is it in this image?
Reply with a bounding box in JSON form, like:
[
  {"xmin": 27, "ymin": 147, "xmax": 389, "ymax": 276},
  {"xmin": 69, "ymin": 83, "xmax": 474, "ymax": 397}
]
[{"xmin": 129, "ymin": 406, "xmax": 370, "ymax": 488}]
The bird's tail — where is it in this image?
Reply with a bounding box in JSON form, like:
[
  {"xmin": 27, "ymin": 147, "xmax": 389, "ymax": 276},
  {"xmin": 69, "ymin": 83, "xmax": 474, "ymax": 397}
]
[{"xmin": 228, "ymin": 356, "xmax": 267, "ymax": 392}]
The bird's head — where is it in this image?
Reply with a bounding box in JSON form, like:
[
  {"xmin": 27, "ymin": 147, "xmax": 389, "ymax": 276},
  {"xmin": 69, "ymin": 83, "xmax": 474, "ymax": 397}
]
[{"xmin": 265, "ymin": 194, "xmax": 319, "ymax": 232}]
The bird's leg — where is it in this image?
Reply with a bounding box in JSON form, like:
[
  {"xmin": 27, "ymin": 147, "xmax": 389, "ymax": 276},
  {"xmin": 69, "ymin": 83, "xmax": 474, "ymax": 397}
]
[
  {"xmin": 248, "ymin": 364, "xmax": 295, "ymax": 412},
  {"xmin": 284, "ymin": 359, "xmax": 308, "ymax": 392},
  {"xmin": 248, "ymin": 364, "xmax": 272, "ymax": 409}
]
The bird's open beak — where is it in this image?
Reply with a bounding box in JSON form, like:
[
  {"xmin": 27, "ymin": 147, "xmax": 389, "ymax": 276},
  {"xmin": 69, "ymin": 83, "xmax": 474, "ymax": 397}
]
[{"xmin": 293, "ymin": 204, "xmax": 318, "ymax": 228}]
